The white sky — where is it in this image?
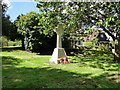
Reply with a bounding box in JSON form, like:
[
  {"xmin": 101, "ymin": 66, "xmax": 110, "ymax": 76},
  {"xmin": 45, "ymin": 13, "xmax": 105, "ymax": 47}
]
[
  {"xmin": 2, "ymin": 0, "xmax": 120, "ymax": 4},
  {"xmin": 9, "ymin": 0, "xmax": 35, "ymax": 2},
  {"xmin": 2, "ymin": 0, "xmax": 11, "ymax": 7},
  {"xmin": 1, "ymin": 0, "xmax": 36, "ymax": 9}
]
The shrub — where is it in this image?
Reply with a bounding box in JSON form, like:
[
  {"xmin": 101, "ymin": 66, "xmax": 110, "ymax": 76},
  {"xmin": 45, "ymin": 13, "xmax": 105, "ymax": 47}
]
[
  {"xmin": 0, "ymin": 36, "xmax": 8, "ymax": 47},
  {"xmin": 83, "ymin": 42, "xmax": 93, "ymax": 47},
  {"xmin": 98, "ymin": 45, "xmax": 109, "ymax": 51}
]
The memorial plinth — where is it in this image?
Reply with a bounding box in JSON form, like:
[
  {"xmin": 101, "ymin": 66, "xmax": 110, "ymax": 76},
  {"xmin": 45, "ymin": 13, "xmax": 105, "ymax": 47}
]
[{"xmin": 50, "ymin": 24, "xmax": 67, "ymax": 64}]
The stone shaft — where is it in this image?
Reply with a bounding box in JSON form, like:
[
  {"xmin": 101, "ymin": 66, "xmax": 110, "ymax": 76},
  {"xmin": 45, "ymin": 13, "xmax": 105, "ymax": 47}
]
[{"xmin": 57, "ymin": 35, "xmax": 62, "ymax": 48}]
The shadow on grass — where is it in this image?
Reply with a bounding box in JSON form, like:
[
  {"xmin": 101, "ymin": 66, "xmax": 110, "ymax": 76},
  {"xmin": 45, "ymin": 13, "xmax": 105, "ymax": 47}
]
[
  {"xmin": 3, "ymin": 66, "xmax": 119, "ymax": 88},
  {"xmin": 2, "ymin": 66, "xmax": 89, "ymax": 88},
  {"xmin": 2, "ymin": 56, "xmax": 119, "ymax": 88},
  {"xmin": 73, "ymin": 49, "xmax": 118, "ymax": 71},
  {"xmin": 1, "ymin": 47, "xmax": 24, "ymax": 52},
  {"xmin": 36, "ymin": 48, "xmax": 80, "ymax": 56},
  {"xmin": 2, "ymin": 56, "xmax": 23, "ymax": 66},
  {"xmin": 36, "ymin": 49, "xmax": 53, "ymax": 55}
]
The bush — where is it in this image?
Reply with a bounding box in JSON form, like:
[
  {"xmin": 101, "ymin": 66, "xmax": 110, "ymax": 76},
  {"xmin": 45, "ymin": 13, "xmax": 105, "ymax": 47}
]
[
  {"xmin": 98, "ymin": 45, "xmax": 109, "ymax": 51},
  {"xmin": 8, "ymin": 40, "xmax": 22, "ymax": 46},
  {"xmin": 83, "ymin": 42, "xmax": 93, "ymax": 47},
  {"xmin": 0, "ymin": 36, "xmax": 22, "ymax": 48},
  {"xmin": 0, "ymin": 36, "xmax": 8, "ymax": 47},
  {"xmin": 92, "ymin": 39, "xmax": 99, "ymax": 46}
]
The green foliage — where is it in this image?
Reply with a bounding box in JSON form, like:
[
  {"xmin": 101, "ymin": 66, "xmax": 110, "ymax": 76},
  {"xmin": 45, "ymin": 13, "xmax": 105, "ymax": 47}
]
[
  {"xmin": 92, "ymin": 39, "xmax": 99, "ymax": 46},
  {"xmin": 15, "ymin": 9, "xmax": 71, "ymax": 51},
  {"xmin": 0, "ymin": 36, "xmax": 22, "ymax": 48},
  {"xmin": 0, "ymin": 36, "xmax": 8, "ymax": 47},
  {"xmin": 36, "ymin": 2, "xmax": 119, "ymax": 40},
  {"xmin": 83, "ymin": 42, "xmax": 93, "ymax": 47},
  {"xmin": 8, "ymin": 40, "xmax": 22, "ymax": 47},
  {"xmin": 98, "ymin": 45, "xmax": 109, "ymax": 51},
  {"xmin": 15, "ymin": 12, "xmax": 43, "ymax": 50},
  {"xmin": 0, "ymin": 36, "xmax": 8, "ymax": 42},
  {"xmin": 36, "ymin": 2, "xmax": 119, "ymax": 43},
  {"xmin": 85, "ymin": 28, "xmax": 94, "ymax": 33}
]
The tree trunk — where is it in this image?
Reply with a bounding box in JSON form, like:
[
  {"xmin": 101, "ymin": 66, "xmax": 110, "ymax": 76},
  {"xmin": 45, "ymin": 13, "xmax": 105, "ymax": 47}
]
[
  {"xmin": 22, "ymin": 38, "xmax": 25, "ymax": 50},
  {"xmin": 24, "ymin": 36, "xmax": 31, "ymax": 51},
  {"xmin": 24, "ymin": 36, "xmax": 28, "ymax": 50},
  {"xmin": 101, "ymin": 25, "xmax": 116, "ymax": 41},
  {"xmin": 115, "ymin": 32, "xmax": 120, "ymax": 62}
]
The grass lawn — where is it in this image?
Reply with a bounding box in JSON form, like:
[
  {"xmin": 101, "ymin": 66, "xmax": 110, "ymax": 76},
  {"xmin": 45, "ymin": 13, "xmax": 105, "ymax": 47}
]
[{"xmin": 1, "ymin": 48, "xmax": 119, "ymax": 88}]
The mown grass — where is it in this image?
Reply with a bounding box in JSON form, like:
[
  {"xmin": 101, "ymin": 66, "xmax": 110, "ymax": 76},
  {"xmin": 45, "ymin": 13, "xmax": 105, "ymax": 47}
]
[{"xmin": 1, "ymin": 48, "xmax": 119, "ymax": 88}]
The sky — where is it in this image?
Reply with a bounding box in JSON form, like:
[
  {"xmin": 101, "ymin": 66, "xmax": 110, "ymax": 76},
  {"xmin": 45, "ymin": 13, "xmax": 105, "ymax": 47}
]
[{"xmin": 2, "ymin": 0, "xmax": 39, "ymax": 22}]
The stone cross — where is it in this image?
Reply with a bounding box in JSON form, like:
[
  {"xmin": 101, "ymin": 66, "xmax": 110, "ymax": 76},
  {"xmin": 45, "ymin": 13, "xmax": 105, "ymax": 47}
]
[
  {"xmin": 50, "ymin": 24, "xmax": 67, "ymax": 64},
  {"xmin": 55, "ymin": 24, "xmax": 64, "ymax": 48}
]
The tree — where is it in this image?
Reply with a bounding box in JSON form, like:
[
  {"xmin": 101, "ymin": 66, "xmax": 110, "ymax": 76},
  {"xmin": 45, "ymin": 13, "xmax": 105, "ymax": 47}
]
[
  {"xmin": 68, "ymin": 2, "xmax": 120, "ymax": 61},
  {"xmin": 15, "ymin": 12, "xmax": 39, "ymax": 50},
  {"xmin": 15, "ymin": 12, "xmax": 57, "ymax": 51},
  {"xmin": 2, "ymin": 3, "xmax": 19, "ymax": 41},
  {"xmin": 36, "ymin": 1, "xmax": 120, "ymax": 61}
]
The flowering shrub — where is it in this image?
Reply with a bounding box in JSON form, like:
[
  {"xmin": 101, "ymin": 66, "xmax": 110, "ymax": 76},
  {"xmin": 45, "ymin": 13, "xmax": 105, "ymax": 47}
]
[{"xmin": 58, "ymin": 58, "xmax": 71, "ymax": 64}]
